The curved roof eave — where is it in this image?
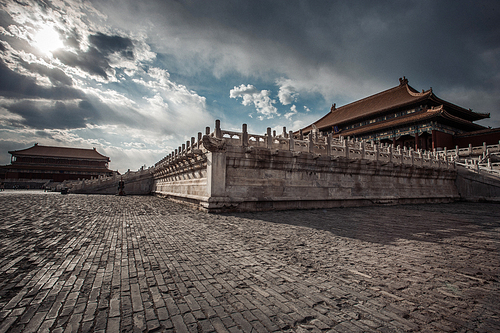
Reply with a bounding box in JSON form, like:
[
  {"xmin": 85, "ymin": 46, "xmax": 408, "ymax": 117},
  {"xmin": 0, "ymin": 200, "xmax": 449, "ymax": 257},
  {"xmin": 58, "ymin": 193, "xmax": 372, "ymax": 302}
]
[
  {"xmin": 428, "ymin": 94, "xmax": 490, "ymax": 121},
  {"xmin": 334, "ymin": 106, "xmax": 485, "ymax": 137},
  {"xmin": 8, "ymin": 145, "xmax": 110, "ymax": 161},
  {"xmin": 300, "ymin": 80, "xmax": 433, "ymax": 134}
]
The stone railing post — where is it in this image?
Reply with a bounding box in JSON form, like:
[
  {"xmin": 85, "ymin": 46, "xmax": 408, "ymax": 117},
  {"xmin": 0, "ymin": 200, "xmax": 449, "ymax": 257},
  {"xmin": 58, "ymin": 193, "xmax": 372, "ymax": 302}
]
[
  {"xmin": 469, "ymin": 143, "xmax": 472, "ymax": 155},
  {"xmin": 207, "ymin": 150, "xmax": 226, "ymax": 199},
  {"xmin": 344, "ymin": 140, "xmax": 349, "ymax": 159},
  {"xmin": 267, "ymin": 127, "xmax": 272, "ymax": 149},
  {"xmin": 374, "ymin": 144, "xmax": 378, "ymax": 161},
  {"xmin": 289, "ymin": 131, "xmax": 294, "ymax": 151},
  {"xmin": 308, "ymin": 132, "xmax": 314, "ymax": 153},
  {"xmin": 215, "ymin": 120, "xmax": 222, "ymax": 138},
  {"xmin": 242, "ymin": 124, "xmax": 248, "ymax": 147},
  {"xmin": 360, "ymin": 141, "xmax": 365, "ymax": 159},
  {"xmin": 282, "ymin": 127, "xmax": 287, "ymax": 138},
  {"xmin": 327, "ymin": 134, "xmax": 332, "ymax": 156},
  {"xmin": 198, "ymin": 132, "xmax": 202, "ymax": 148}
]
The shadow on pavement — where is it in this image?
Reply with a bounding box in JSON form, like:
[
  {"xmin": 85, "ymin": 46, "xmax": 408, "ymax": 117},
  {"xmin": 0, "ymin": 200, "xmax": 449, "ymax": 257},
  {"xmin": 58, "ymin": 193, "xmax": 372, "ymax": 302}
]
[{"xmin": 223, "ymin": 202, "xmax": 500, "ymax": 248}]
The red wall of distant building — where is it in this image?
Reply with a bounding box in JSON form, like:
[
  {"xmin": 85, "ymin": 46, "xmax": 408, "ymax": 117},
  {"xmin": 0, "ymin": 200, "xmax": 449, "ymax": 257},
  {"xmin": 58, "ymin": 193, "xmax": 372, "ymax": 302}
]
[
  {"xmin": 432, "ymin": 130, "xmax": 454, "ymax": 149},
  {"xmin": 454, "ymin": 131, "xmax": 500, "ymax": 148}
]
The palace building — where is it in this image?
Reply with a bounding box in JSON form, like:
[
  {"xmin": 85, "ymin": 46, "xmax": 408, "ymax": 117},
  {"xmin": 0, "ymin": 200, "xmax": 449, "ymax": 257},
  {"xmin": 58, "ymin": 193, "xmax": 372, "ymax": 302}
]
[
  {"xmin": 1, "ymin": 144, "xmax": 113, "ymax": 182},
  {"xmin": 300, "ymin": 77, "xmax": 500, "ymax": 151}
]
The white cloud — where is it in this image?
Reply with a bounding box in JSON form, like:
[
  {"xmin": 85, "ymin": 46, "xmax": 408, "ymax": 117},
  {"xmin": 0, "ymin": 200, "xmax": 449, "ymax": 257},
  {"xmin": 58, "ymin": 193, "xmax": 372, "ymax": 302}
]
[
  {"xmin": 304, "ymin": 105, "xmax": 311, "ymax": 112},
  {"xmin": 277, "ymin": 80, "xmax": 298, "ymax": 105},
  {"xmin": 230, "ymin": 84, "xmax": 279, "ymax": 119},
  {"xmin": 284, "ymin": 105, "xmax": 298, "ymax": 120}
]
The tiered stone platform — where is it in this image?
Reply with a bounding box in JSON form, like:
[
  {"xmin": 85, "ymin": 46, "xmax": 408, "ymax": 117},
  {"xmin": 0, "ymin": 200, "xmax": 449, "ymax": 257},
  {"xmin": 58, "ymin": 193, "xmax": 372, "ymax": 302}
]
[{"xmin": 153, "ymin": 120, "xmax": 458, "ymax": 212}]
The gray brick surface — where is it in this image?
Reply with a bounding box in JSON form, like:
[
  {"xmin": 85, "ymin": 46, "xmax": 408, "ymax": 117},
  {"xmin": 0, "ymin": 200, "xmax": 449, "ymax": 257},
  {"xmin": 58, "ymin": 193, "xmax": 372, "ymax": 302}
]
[{"xmin": 1, "ymin": 192, "xmax": 499, "ymax": 332}]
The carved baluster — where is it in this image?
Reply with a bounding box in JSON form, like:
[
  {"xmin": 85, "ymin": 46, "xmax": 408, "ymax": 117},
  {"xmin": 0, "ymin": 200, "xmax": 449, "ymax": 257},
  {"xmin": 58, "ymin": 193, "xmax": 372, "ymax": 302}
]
[
  {"xmin": 308, "ymin": 132, "xmax": 313, "ymax": 153},
  {"xmin": 267, "ymin": 127, "xmax": 272, "ymax": 149},
  {"xmin": 327, "ymin": 134, "xmax": 332, "ymax": 157},
  {"xmin": 215, "ymin": 120, "xmax": 222, "ymax": 138},
  {"xmin": 242, "ymin": 124, "xmax": 248, "ymax": 147}
]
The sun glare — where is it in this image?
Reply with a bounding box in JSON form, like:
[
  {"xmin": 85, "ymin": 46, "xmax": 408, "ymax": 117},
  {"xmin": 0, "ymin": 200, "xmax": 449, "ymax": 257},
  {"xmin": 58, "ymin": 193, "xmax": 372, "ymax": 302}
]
[{"xmin": 34, "ymin": 26, "xmax": 64, "ymax": 54}]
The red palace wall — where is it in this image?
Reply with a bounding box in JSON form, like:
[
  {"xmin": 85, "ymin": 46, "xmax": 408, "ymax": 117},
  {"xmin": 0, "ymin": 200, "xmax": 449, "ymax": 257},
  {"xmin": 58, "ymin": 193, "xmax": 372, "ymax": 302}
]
[
  {"xmin": 432, "ymin": 130, "xmax": 454, "ymax": 150},
  {"xmin": 454, "ymin": 131, "xmax": 500, "ymax": 148}
]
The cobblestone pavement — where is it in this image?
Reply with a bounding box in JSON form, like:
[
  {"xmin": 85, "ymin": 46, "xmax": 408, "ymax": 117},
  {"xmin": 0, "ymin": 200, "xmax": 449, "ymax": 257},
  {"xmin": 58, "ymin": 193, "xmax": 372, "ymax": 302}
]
[{"xmin": 0, "ymin": 191, "xmax": 499, "ymax": 333}]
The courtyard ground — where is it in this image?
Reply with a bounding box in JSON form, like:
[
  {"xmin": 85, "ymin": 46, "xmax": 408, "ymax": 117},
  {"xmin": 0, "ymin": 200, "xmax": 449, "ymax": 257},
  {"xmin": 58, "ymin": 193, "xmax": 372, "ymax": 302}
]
[{"xmin": 0, "ymin": 191, "xmax": 499, "ymax": 332}]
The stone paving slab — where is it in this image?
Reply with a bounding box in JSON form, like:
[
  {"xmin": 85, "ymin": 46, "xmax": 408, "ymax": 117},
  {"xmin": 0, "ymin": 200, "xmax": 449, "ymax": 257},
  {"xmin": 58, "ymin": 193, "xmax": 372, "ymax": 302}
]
[{"xmin": 0, "ymin": 191, "xmax": 499, "ymax": 332}]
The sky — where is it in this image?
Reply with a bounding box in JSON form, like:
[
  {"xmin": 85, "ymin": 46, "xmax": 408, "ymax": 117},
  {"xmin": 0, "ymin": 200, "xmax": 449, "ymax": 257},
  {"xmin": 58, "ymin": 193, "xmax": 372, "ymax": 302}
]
[{"xmin": 0, "ymin": 0, "xmax": 499, "ymax": 173}]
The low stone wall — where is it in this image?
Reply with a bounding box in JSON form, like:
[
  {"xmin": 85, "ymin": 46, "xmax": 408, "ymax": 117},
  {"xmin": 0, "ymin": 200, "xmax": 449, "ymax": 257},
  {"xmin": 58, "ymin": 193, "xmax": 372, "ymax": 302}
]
[
  {"xmin": 152, "ymin": 120, "xmax": 459, "ymax": 212},
  {"xmin": 69, "ymin": 169, "xmax": 153, "ymax": 195},
  {"xmin": 153, "ymin": 159, "xmax": 208, "ymax": 208},
  {"xmin": 455, "ymin": 166, "xmax": 500, "ymax": 202},
  {"xmin": 222, "ymin": 146, "xmax": 457, "ymax": 212}
]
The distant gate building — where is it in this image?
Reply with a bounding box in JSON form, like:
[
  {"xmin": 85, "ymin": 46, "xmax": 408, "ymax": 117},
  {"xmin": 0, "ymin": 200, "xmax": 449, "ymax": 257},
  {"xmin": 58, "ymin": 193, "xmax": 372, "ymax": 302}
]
[
  {"xmin": 300, "ymin": 77, "xmax": 500, "ymax": 150},
  {"xmin": 1, "ymin": 144, "xmax": 113, "ymax": 182}
]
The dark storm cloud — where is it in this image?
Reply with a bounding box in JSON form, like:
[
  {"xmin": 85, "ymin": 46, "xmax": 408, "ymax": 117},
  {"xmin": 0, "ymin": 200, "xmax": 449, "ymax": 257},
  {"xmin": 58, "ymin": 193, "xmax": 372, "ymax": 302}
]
[
  {"xmin": 19, "ymin": 60, "xmax": 73, "ymax": 86},
  {"xmin": 51, "ymin": 33, "xmax": 135, "ymax": 79},
  {"xmin": 34, "ymin": 130, "xmax": 56, "ymax": 139},
  {"xmin": 94, "ymin": 0, "xmax": 499, "ymax": 93},
  {"xmin": 0, "ymin": 7, "xmax": 15, "ymax": 28},
  {"xmin": 0, "ymin": 59, "xmax": 82, "ymax": 100},
  {"xmin": 53, "ymin": 48, "xmax": 111, "ymax": 79},
  {"xmin": 5, "ymin": 99, "xmax": 100, "ymax": 129},
  {"xmin": 63, "ymin": 28, "xmax": 83, "ymax": 49},
  {"xmin": 174, "ymin": 0, "xmax": 499, "ymax": 85},
  {"xmin": 89, "ymin": 33, "xmax": 134, "ymax": 60}
]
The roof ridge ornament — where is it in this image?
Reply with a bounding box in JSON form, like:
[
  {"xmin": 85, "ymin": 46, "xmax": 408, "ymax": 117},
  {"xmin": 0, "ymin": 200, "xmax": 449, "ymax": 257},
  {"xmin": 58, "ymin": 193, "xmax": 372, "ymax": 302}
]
[
  {"xmin": 398, "ymin": 76, "xmax": 408, "ymax": 86},
  {"xmin": 330, "ymin": 103, "xmax": 336, "ymax": 112}
]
